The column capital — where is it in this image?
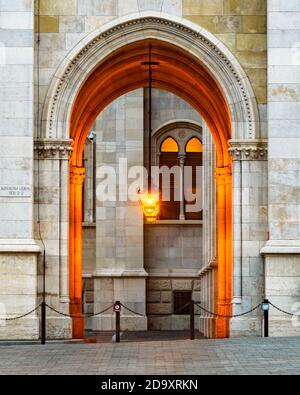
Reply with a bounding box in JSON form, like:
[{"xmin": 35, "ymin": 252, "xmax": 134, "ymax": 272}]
[
  {"xmin": 228, "ymin": 139, "xmax": 268, "ymax": 161},
  {"xmin": 215, "ymin": 166, "xmax": 232, "ymax": 185},
  {"xmin": 70, "ymin": 166, "xmax": 86, "ymax": 185},
  {"xmin": 34, "ymin": 138, "xmax": 73, "ymax": 160}
]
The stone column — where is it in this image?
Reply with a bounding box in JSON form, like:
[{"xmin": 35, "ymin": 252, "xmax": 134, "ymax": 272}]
[
  {"xmin": 69, "ymin": 165, "xmax": 85, "ymax": 339},
  {"xmin": 229, "ymin": 140, "xmax": 268, "ymax": 337},
  {"xmin": 261, "ymin": 1, "xmax": 300, "ymax": 336},
  {"xmin": 34, "ymin": 139, "xmax": 73, "ymax": 339},
  {"xmin": 199, "ymin": 124, "xmax": 217, "ymax": 338},
  {"xmin": 215, "ymin": 165, "xmax": 232, "ymax": 338},
  {"xmin": 178, "ymin": 154, "xmax": 186, "ymax": 221},
  {"xmin": 0, "ymin": 1, "xmax": 40, "ymax": 340}
]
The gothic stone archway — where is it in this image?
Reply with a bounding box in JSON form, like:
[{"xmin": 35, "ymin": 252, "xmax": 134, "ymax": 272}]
[{"xmin": 41, "ymin": 14, "xmax": 260, "ymax": 339}]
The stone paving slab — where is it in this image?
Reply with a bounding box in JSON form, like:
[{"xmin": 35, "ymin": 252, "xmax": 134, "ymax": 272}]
[{"xmin": 0, "ymin": 337, "xmax": 300, "ymax": 375}]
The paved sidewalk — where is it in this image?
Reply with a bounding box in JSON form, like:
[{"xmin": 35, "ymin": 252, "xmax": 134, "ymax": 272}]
[{"xmin": 0, "ymin": 337, "xmax": 300, "ymax": 375}]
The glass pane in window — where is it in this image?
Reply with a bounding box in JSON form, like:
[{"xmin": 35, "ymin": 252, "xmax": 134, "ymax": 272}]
[
  {"xmin": 186, "ymin": 137, "xmax": 202, "ymax": 153},
  {"xmin": 161, "ymin": 137, "xmax": 179, "ymax": 153}
]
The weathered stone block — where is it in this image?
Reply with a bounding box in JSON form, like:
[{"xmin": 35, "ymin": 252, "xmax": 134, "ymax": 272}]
[
  {"xmin": 36, "ymin": 16, "xmax": 59, "ymax": 33},
  {"xmin": 243, "ymin": 16, "xmax": 266, "ymax": 33},
  {"xmin": 40, "ymin": 0, "xmax": 77, "ymax": 16},
  {"xmin": 241, "ymin": 0, "xmax": 266, "ymax": 15},
  {"xmin": 183, "ymin": 0, "xmax": 223, "ymax": 15},
  {"xmin": 161, "ymin": 292, "xmax": 172, "ymax": 303},
  {"xmin": 237, "ymin": 34, "xmax": 267, "ymax": 52},
  {"xmin": 78, "ymin": 0, "xmax": 117, "ymax": 16},
  {"xmin": 147, "ymin": 291, "xmax": 161, "ymax": 303},
  {"xmin": 147, "ymin": 303, "xmax": 172, "ymax": 315},
  {"xmin": 147, "ymin": 279, "xmax": 172, "ymax": 291},
  {"xmin": 172, "ymin": 280, "xmax": 192, "ymax": 290}
]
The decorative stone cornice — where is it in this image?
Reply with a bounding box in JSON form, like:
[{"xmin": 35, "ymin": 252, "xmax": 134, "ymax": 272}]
[
  {"xmin": 229, "ymin": 139, "xmax": 268, "ymax": 161},
  {"xmin": 34, "ymin": 139, "xmax": 73, "ymax": 160}
]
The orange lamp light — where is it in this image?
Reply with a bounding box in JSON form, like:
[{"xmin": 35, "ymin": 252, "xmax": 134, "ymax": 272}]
[
  {"xmin": 140, "ymin": 44, "xmax": 160, "ymax": 224},
  {"xmin": 140, "ymin": 193, "xmax": 160, "ymax": 224}
]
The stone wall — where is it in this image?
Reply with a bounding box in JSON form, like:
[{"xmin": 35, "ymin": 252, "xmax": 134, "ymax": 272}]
[
  {"xmin": 183, "ymin": 0, "xmax": 267, "ymax": 138},
  {"xmin": 261, "ymin": 0, "xmax": 300, "ymax": 336},
  {"xmin": 35, "ymin": 1, "xmax": 265, "ymax": 131},
  {"xmin": 147, "ymin": 278, "xmax": 201, "ymax": 331},
  {"xmin": 0, "ymin": 0, "xmax": 40, "ymax": 340}
]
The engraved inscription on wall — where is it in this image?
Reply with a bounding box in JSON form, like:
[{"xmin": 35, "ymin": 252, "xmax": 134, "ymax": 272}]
[{"xmin": 0, "ymin": 185, "xmax": 31, "ymax": 197}]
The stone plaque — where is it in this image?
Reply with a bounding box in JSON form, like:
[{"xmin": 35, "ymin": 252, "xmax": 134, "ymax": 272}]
[{"xmin": 0, "ymin": 185, "xmax": 31, "ymax": 197}]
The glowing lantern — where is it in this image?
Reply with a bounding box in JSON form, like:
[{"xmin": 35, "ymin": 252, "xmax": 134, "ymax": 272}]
[{"xmin": 140, "ymin": 193, "xmax": 160, "ymax": 224}]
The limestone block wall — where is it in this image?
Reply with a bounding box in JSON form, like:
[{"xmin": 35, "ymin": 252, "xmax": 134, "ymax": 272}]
[
  {"xmin": 151, "ymin": 89, "xmax": 200, "ymax": 132},
  {"xmin": 145, "ymin": 225, "xmax": 202, "ymax": 275},
  {"xmin": 183, "ymin": 0, "xmax": 267, "ymax": 139},
  {"xmin": 145, "ymin": 224, "xmax": 202, "ymax": 331},
  {"xmin": 261, "ymin": 0, "xmax": 300, "ymax": 336},
  {"xmin": 0, "ymin": 0, "xmax": 40, "ymax": 340},
  {"xmin": 146, "ymin": 278, "xmax": 201, "ymax": 331},
  {"xmin": 35, "ymin": 0, "xmax": 182, "ymax": 127}
]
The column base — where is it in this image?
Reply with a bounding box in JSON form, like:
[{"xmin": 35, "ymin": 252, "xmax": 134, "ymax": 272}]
[
  {"xmin": 70, "ymin": 300, "xmax": 85, "ymax": 339},
  {"xmin": 198, "ymin": 316, "xmax": 215, "ymax": 338},
  {"xmin": 214, "ymin": 303, "xmax": 231, "ymax": 338},
  {"xmin": 230, "ymin": 317, "xmax": 262, "ymax": 337},
  {"xmin": 44, "ymin": 317, "xmax": 72, "ymax": 340}
]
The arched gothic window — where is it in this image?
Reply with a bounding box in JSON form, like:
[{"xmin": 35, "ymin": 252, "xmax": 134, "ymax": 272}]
[{"xmin": 159, "ymin": 135, "xmax": 203, "ymax": 221}]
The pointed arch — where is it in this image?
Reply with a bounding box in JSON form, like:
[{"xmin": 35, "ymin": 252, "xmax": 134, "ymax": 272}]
[
  {"xmin": 41, "ymin": 13, "xmax": 261, "ymax": 339},
  {"xmin": 161, "ymin": 137, "xmax": 179, "ymax": 153}
]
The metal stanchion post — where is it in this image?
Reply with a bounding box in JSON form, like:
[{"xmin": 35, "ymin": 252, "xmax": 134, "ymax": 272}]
[
  {"xmin": 41, "ymin": 302, "xmax": 46, "ymax": 345},
  {"xmin": 190, "ymin": 300, "xmax": 195, "ymax": 340},
  {"xmin": 262, "ymin": 299, "xmax": 270, "ymax": 338},
  {"xmin": 114, "ymin": 301, "xmax": 121, "ymax": 343},
  {"xmin": 41, "ymin": 250, "xmax": 46, "ymax": 345}
]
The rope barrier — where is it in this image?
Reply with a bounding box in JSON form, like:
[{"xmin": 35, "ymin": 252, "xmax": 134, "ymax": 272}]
[
  {"xmin": 0, "ymin": 304, "xmax": 42, "ymax": 322},
  {"xmin": 0, "ymin": 300, "xmax": 299, "ymax": 322},
  {"xmin": 269, "ymin": 302, "xmax": 300, "ymax": 318},
  {"xmin": 45, "ymin": 304, "xmax": 114, "ymax": 319},
  {"xmin": 120, "ymin": 301, "xmax": 192, "ymax": 318},
  {"xmin": 120, "ymin": 303, "xmax": 145, "ymax": 317},
  {"xmin": 195, "ymin": 302, "xmax": 262, "ymax": 318}
]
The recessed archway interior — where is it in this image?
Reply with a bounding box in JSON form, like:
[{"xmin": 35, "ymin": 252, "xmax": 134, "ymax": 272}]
[{"xmin": 69, "ymin": 39, "xmax": 233, "ymax": 339}]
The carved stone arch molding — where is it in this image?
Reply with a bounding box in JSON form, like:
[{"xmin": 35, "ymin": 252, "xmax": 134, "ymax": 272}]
[{"xmin": 42, "ymin": 12, "xmax": 260, "ymax": 142}]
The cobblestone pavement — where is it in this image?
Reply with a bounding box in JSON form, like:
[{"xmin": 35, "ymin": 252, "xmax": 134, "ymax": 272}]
[{"xmin": 0, "ymin": 337, "xmax": 300, "ymax": 375}]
